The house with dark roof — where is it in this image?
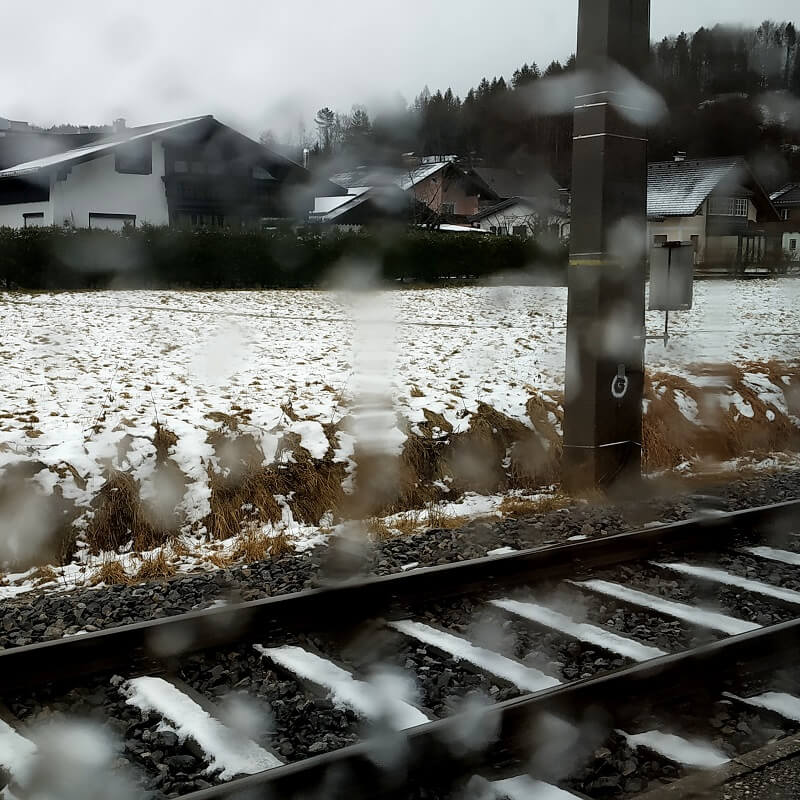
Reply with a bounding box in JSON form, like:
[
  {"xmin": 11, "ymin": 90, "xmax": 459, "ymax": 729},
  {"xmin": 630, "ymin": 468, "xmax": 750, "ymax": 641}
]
[
  {"xmin": 328, "ymin": 158, "xmax": 494, "ymax": 221},
  {"xmin": 770, "ymin": 184, "xmax": 800, "ymax": 261},
  {"xmin": 647, "ymin": 156, "xmax": 780, "ymax": 265},
  {"xmin": 771, "ymin": 183, "xmax": 800, "ymax": 223},
  {"xmin": 308, "ymin": 184, "xmax": 426, "ymax": 228},
  {"xmin": 0, "ymin": 116, "xmax": 340, "ymax": 230},
  {"xmin": 466, "ymin": 167, "xmax": 563, "ymax": 204}
]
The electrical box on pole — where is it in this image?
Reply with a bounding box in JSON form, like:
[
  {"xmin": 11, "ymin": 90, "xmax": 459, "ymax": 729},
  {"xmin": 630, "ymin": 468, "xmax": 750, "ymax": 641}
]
[
  {"xmin": 649, "ymin": 242, "xmax": 694, "ymax": 312},
  {"xmin": 562, "ymin": 0, "xmax": 651, "ymax": 494}
]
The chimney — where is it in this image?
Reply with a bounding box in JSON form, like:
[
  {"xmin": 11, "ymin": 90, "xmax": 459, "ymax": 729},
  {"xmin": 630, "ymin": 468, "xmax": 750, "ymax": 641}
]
[
  {"xmin": 113, "ymin": 118, "xmax": 127, "ymax": 134},
  {"xmin": 673, "ymin": 151, "xmax": 687, "ymax": 162}
]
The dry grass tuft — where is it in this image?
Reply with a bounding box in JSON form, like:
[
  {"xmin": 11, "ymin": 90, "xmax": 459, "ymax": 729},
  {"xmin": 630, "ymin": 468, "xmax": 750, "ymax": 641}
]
[
  {"xmin": 499, "ymin": 494, "xmax": 571, "ymax": 518},
  {"xmin": 152, "ymin": 423, "xmax": 178, "ymax": 465},
  {"xmin": 642, "ymin": 365, "xmax": 800, "ymax": 472},
  {"xmin": 232, "ymin": 528, "xmax": 293, "ymax": 563},
  {"xmin": 365, "ymin": 516, "xmax": 394, "ymax": 541},
  {"xmin": 425, "ymin": 502, "xmax": 467, "ymax": 530},
  {"xmin": 85, "ymin": 471, "xmax": 172, "ymax": 553},
  {"xmin": 206, "ymin": 552, "xmax": 234, "ymax": 569},
  {"xmin": 90, "ymin": 559, "xmax": 131, "ymax": 587},
  {"xmin": 135, "ymin": 550, "xmax": 177, "ymax": 582},
  {"xmin": 205, "ymin": 429, "xmax": 345, "ymax": 540},
  {"xmin": 30, "ymin": 565, "xmax": 58, "ymax": 585}
]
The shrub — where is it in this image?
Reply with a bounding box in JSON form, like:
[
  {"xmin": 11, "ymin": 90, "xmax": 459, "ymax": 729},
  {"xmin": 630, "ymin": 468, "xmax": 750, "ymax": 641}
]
[{"xmin": 0, "ymin": 226, "xmax": 567, "ymax": 290}]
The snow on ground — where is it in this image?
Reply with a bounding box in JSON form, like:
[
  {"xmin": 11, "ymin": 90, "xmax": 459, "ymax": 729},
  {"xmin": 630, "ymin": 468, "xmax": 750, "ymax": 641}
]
[{"xmin": 1, "ymin": 281, "xmax": 800, "ymax": 596}]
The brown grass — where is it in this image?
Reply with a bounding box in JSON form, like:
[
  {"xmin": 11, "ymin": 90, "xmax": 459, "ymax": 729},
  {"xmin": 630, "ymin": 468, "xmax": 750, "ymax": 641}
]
[
  {"xmin": 90, "ymin": 559, "xmax": 131, "ymax": 587},
  {"xmin": 135, "ymin": 550, "xmax": 177, "ymax": 582},
  {"xmin": 30, "ymin": 565, "xmax": 58, "ymax": 585},
  {"xmin": 205, "ymin": 429, "xmax": 345, "ymax": 540},
  {"xmin": 232, "ymin": 528, "xmax": 293, "ymax": 562},
  {"xmin": 642, "ymin": 365, "xmax": 800, "ymax": 472},
  {"xmin": 365, "ymin": 517, "xmax": 394, "ymax": 540},
  {"xmin": 206, "ymin": 552, "xmax": 234, "ymax": 569},
  {"xmin": 152, "ymin": 423, "xmax": 178, "ymax": 465},
  {"xmin": 85, "ymin": 471, "xmax": 172, "ymax": 553},
  {"xmin": 499, "ymin": 493, "xmax": 572, "ymax": 518}
]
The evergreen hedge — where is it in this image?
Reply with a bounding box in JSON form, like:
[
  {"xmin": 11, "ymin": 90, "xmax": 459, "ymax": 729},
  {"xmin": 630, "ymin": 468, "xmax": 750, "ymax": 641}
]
[{"xmin": 0, "ymin": 226, "xmax": 567, "ymax": 290}]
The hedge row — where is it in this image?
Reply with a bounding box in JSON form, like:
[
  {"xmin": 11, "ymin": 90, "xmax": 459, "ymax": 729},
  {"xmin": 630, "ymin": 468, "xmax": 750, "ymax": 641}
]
[{"xmin": 0, "ymin": 226, "xmax": 567, "ymax": 290}]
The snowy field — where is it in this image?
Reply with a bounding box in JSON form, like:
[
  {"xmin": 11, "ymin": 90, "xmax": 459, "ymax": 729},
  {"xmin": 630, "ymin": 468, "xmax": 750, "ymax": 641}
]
[{"xmin": 1, "ymin": 280, "xmax": 799, "ymax": 595}]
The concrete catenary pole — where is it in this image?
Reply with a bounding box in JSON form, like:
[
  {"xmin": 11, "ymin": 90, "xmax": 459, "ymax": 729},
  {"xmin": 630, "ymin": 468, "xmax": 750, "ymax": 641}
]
[{"xmin": 563, "ymin": 0, "xmax": 651, "ymax": 493}]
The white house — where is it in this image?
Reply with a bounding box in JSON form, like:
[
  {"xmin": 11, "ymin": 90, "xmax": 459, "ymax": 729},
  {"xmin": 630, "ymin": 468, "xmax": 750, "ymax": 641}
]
[
  {"xmin": 647, "ymin": 156, "xmax": 780, "ymax": 264},
  {"xmin": 0, "ymin": 116, "xmax": 339, "ymax": 230},
  {"xmin": 468, "ymin": 196, "xmax": 570, "ymax": 240}
]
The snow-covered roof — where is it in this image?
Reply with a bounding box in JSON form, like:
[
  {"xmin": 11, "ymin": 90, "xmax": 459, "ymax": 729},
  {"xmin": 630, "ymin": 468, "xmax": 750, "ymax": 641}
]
[
  {"xmin": 313, "ymin": 195, "xmax": 353, "ymax": 214},
  {"xmin": 647, "ymin": 157, "xmax": 743, "ymax": 218},
  {"xmin": 0, "ymin": 117, "xmax": 209, "ymax": 179},
  {"xmin": 771, "ymin": 183, "xmax": 800, "ymax": 206},
  {"xmin": 329, "ymin": 161, "xmax": 450, "ymax": 193}
]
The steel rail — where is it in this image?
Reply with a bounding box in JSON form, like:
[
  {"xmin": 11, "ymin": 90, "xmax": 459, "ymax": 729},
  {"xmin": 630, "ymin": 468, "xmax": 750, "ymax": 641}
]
[
  {"xmin": 0, "ymin": 498, "xmax": 797, "ymax": 694},
  {"xmin": 180, "ymin": 616, "xmax": 800, "ymax": 800}
]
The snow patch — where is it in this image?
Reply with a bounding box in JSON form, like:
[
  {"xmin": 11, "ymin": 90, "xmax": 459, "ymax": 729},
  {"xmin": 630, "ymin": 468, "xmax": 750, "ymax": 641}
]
[
  {"xmin": 619, "ymin": 729, "xmax": 729, "ymax": 768},
  {"xmin": 389, "ymin": 620, "xmax": 561, "ymax": 693},
  {"xmin": 122, "ymin": 676, "xmax": 281, "ymax": 778},
  {"xmin": 255, "ymin": 645, "xmax": 427, "ymax": 730},
  {"xmin": 491, "ymin": 599, "xmax": 666, "ymax": 662},
  {"xmin": 654, "ymin": 562, "xmax": 800, "ymax": 605},
  {"xmin": 576, "ymin": 580, "xmax": 759, "ymax": 635}
]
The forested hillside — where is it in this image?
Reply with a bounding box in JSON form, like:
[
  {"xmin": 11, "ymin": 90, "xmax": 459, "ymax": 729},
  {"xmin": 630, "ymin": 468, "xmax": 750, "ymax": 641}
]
[{"xmin": 290, "ymin": 21, "xmax": 800, "ymax": 189}]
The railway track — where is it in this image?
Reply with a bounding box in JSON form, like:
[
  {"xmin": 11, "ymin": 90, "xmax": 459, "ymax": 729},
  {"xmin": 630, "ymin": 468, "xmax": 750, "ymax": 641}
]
[{"xmin": 2, "ymin": 499, "xmax": 800, "ymax": 799}]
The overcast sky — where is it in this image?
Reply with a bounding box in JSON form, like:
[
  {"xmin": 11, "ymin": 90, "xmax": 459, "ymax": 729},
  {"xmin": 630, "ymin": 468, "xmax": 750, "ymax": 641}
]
[{"xmin": 1, "ymin": 1, "xmax": 797, "ymax": 139}]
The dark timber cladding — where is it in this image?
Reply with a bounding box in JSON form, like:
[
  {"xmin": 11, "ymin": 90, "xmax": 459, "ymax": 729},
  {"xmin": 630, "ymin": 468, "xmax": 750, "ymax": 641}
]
[{"xmin": 563, "ymin": 0, "xmax": 650, "ymax": 491}]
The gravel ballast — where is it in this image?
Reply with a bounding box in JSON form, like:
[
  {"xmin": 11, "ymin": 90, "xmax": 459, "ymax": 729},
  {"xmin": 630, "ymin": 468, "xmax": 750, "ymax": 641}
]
[{"xmin": 1, "ymin": 469, "xmax": 799, "ymax": 654}]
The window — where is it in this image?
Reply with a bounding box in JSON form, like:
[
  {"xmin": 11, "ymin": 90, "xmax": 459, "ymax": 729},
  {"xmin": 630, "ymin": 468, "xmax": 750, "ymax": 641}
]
[
  {"xmin": 114, "ymin": 142, "xmax": 152, "ymax": 175},
  {"xmin": 653, "ymin": 234, "xmax": 668, "ymax": 245},
  {"xmin": 709, "ymin": 197, "xmax": 748, "ymax": 217},
  {"xmin": 781, "ymin": 209, "xmax": 790, "ymax": 221},
  {"xmin": 89, "ymin": 213, "xmax": 136, "ymax": 231},
  {"xmin": 191, "ymin": 161, "xmax": 207, "ymax": 174},
  {"xmin": 23, "ymin": 212, "xmax": 45, "ymax": 228},
  {"xmin": 513, "ymin": 225, "xmax": 528, "ymax": 238},
  {"xmin": 208, "ymin": 162, "xmax": 226, "ymax": 175},
  {"xmin": 440, "ymin": 202, "xmax": 455, "ymax": 216},
  {"xmin": 174, "ymin": 160, "xmax": 188, "ymax": 173},
  {"xmin": 791, "ymin": 239, "xmax": 798, "ymax": 251}
]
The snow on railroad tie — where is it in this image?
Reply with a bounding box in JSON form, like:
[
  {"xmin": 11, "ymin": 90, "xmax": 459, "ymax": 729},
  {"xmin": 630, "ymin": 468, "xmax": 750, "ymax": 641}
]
[
  {"xmin": 653, "ymin": 562, "xmax": 800, "ymax": 605},
  {"xmin": 724, "ymin": 691, "xmax": 800, "ymax": 723},
  {"xmin": 0, "ymin": 718, "xmax": 36, "ymax": 786},
  {"xmin": 121, "ymin": 676, "xmax": 281, "ymax": 778},
  {"xmin": 388, "ymin": 620, "xmax": 561, "ymax": 694},
  {"xmin": 490, "ymin": 599, "xmax": 667, "ymax": 662},
  {"xmin": 488, "ymin": 775, "xmax": 582, "ymax": 799},
  {"xmin": 254, "ymin": 645, "xmax": 429, "ymax": 730},
  {"xmin": 744, "ymin": 546, "xmax": 800, "ymax": 568},
  {"xmin": 574, "ymin": 580, "xmax": 759, "ymax": 636},
  {"xmin": 618, "ymin": 730, "xmax": 729, "ymax": 769}
]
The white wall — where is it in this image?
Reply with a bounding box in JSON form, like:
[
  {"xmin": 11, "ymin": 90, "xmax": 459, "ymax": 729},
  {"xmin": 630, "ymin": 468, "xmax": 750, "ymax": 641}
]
[
  {"xmin": 476, "ymin": 200, "xmax": 567, "ymax": 236},
  {"xmin": 0, "ymin": 201, "xmax": 52, "ymax": 228},
  {"xmin": 783, "ymin": 231, "xmax": 800, "ymax": 261},
  {"xmin": 51, "ymin": 142, "xmax": 169, "ymax": 228}
]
